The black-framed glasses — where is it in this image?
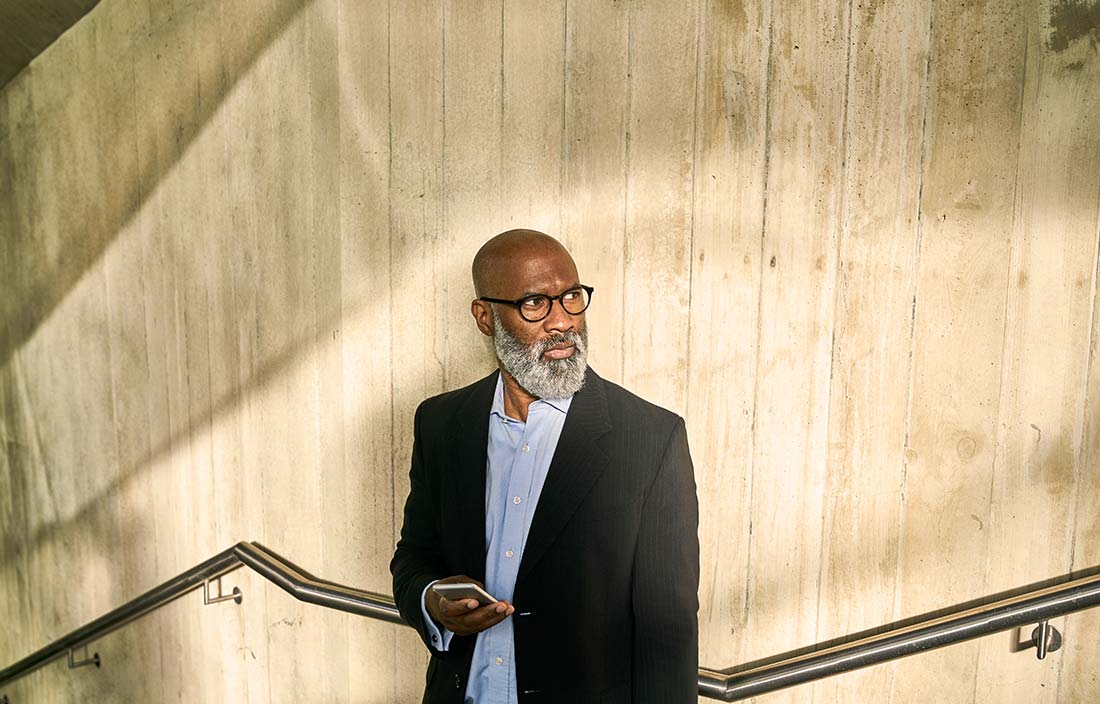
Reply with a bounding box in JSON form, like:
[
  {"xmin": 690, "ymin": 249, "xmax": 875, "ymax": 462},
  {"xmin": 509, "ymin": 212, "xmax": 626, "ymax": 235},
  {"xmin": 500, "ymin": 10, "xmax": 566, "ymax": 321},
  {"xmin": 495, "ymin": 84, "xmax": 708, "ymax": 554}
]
[{"xmin": 479, "ymin": 285, "xmax": 594, "ymax": 323}]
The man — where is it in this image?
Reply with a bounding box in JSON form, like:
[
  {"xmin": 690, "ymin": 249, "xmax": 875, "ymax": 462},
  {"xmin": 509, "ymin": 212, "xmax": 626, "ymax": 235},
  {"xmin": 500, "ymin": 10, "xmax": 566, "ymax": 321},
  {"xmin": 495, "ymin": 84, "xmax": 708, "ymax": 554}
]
[{"xmin": 390, "ymin": 230, "xmax": 699, "ymax": 703}]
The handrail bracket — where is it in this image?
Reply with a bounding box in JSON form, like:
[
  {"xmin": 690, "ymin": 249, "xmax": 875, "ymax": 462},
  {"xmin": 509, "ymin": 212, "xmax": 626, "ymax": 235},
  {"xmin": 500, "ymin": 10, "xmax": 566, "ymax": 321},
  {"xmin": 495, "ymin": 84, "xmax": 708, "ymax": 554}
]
[
  {"xmin": 203, "ymin": 576, "xmax": 242, "ymax": 606},
  {"xmin": 1030, "ymin": 621, "xmax": 1062, "ymax": 660},
  {"xmin": 66, "ymin": 645, "xmax": 99, "ymax": 670}
]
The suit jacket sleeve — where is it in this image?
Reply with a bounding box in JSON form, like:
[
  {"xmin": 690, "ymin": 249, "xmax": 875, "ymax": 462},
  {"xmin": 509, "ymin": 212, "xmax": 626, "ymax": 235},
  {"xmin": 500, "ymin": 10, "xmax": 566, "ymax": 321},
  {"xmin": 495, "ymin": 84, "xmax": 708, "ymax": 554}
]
[
  {"xmin": 390, "ymin": 401, "xmax": 447, "ymax": 652},
  {"xmin": 632, "ymin": 416, "xmax": 700, "ymax": 703}
]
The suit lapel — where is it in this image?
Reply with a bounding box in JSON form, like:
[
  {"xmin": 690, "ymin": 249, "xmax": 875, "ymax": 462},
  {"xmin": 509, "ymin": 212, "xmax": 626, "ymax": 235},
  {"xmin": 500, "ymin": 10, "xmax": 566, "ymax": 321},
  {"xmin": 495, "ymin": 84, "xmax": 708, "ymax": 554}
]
[
  {"xmin": 517, "ymin": 367, "xmax": 612, "ymax": 583},
  {"xmin": 448, "ymin": 370, "xmax": 498, "ymax": 584}
]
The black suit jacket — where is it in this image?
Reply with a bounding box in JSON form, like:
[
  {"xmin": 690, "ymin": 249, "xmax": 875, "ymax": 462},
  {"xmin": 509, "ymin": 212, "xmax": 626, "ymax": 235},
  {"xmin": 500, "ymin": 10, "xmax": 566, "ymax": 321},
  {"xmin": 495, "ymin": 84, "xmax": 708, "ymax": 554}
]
[{"xmin": 390, "ymin": 367, "xmax": 699, "ymax": 704}]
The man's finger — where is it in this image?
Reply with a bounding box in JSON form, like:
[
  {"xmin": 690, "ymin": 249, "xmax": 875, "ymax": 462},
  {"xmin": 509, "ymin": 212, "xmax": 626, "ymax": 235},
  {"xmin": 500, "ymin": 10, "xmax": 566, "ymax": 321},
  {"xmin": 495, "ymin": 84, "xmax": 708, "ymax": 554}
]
[
  {"xmin": 442, "ymin": 602, "xmax": 513, "ymax": 634},
  {"xmin": 460, "ymin": 603, "xmax": 513, "ymax": 627},
  {"xmin": 444, "ymin": 602, "xmax": 493, "ymax": 623},
  {"xmin": 438, "ymin": 597, "xmax": 478, "ymax": 617}
]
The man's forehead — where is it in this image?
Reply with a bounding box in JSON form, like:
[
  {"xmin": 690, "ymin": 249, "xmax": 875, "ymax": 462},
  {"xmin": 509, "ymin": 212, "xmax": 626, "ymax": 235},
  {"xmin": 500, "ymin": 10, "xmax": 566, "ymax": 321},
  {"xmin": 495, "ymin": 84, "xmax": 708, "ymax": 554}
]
[
  {"xmin": 476, "ymin": 233, "xmax": 579, "ymax": 294},
  {"xmin": 492, "ymin": 249, "xmax": 578, "ymax": 293}
]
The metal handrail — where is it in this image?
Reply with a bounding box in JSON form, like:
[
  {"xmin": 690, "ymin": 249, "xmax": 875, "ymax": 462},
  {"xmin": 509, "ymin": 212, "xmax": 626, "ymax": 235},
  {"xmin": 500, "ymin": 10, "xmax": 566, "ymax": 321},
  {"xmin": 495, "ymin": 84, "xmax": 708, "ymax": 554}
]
[
  {"xmin": 1, "ymin": 542, "xmax": 1097, "ymax": 700},
  {"xmin": 0, "ymin": 541, "xmax": 401, "ymax": 690},
  {"xmin": 701, "ymin": 570, "xmax": 1100, "ymax": 699}
]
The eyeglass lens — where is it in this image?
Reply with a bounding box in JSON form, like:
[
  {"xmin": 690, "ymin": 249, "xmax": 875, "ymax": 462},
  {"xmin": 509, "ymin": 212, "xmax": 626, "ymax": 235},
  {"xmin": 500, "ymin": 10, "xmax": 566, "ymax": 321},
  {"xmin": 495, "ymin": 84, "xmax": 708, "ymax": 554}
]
[{"xmin": 519, "ymin": 287, "xmax": 590, "ymax": 321}]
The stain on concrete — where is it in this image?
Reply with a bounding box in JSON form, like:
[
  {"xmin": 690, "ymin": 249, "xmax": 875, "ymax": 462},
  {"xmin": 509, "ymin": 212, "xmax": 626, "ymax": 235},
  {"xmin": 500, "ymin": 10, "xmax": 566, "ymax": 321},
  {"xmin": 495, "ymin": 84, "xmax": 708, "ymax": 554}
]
[
  {"xmin": 1035, "ymin": 435, "xmax": 1077, "ymax": 499},
  {"xmin": 956, "ymin": 434, "xmax": 978, "ymax": 461},
  {"xmin": 722, "ymin": 67, "xmax": 749, "ymax": 142},
  {"xmin": 857, "ymin": 0, "xmax": 882, "ymax": 27},
  {"xmin": 1049, "ymin": 0, "xmax": 1100, "ymax": 52}
]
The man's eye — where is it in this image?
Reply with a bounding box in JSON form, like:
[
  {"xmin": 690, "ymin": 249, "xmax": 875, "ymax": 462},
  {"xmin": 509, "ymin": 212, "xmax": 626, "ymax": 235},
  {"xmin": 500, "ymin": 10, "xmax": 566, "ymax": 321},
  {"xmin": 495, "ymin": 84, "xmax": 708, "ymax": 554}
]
[
  {"xmin": 562, "ymin": 290, "xmax": 579, "ymax": 301},
  {"xmin": 521, "ymin": 297, "xmax": 545, "ymax": 309}
]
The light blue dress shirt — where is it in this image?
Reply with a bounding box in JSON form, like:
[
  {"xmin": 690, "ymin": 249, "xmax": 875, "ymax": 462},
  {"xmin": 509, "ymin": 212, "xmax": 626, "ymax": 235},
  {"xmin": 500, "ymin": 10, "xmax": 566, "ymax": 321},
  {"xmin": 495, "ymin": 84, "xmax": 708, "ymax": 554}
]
[{"xmin": 420, "ymin": 372, "xmax": 573, "ymax": 703}]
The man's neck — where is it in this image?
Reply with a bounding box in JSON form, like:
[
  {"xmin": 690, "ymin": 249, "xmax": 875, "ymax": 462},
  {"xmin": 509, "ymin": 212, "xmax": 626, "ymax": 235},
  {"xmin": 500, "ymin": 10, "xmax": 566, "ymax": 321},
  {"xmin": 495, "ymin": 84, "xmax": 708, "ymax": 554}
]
[{"xmin": 499, "ymin": 367, "xmax": 536, "ymax": 422}]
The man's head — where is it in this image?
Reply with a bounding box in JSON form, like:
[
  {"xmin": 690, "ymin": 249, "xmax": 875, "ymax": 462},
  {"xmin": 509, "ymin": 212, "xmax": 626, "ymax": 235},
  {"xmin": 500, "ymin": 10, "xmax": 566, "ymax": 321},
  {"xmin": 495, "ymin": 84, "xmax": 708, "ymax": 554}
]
[{"xmin": 471, "ymin": 229, "xmax": 590, "ymax": 399}]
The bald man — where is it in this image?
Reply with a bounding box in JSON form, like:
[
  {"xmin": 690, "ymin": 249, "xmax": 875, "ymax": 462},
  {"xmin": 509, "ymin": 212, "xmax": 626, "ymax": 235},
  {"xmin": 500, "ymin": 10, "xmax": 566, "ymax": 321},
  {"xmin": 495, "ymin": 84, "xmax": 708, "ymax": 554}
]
[{"xmin": 390, "ymin": 230, "xmax": 699, "ymax": 704}]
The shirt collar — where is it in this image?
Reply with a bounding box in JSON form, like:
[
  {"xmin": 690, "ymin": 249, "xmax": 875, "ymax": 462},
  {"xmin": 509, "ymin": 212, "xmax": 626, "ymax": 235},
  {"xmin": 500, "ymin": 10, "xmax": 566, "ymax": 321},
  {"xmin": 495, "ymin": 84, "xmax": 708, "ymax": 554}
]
[{"xmin": 490, "ymin": 371, "xmax": 573, "ymax": 421}]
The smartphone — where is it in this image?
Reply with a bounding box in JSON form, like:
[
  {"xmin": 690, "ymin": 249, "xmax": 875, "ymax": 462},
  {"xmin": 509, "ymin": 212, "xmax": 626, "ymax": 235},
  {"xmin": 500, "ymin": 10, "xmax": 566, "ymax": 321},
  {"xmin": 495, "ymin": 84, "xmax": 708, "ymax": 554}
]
[{"xmin": 432, "ymin": 582, "xmax": 498, "ymax": 607}]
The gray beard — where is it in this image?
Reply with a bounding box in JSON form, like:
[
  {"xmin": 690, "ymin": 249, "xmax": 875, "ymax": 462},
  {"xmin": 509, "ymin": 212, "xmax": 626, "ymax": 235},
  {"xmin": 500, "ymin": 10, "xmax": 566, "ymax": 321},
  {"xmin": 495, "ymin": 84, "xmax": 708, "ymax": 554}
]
[{"xmin": 493, "ymin": 312, "xmax": 588, "ymax": 400}]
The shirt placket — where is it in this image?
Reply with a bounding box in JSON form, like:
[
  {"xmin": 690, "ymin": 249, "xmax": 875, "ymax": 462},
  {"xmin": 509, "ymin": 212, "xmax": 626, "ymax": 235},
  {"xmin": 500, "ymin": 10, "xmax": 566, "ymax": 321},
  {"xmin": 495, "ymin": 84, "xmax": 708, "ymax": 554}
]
[{"xmin": 486, "ymin": 409, "xmax": 540, "ymax": 704}]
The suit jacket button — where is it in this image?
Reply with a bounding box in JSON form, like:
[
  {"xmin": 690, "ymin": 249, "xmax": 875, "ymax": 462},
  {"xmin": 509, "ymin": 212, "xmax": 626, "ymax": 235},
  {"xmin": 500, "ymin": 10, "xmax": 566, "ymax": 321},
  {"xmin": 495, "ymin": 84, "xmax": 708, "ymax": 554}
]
[{"xmin": 454, "ymin": 674, "xmax": 461, "ymax": 689}]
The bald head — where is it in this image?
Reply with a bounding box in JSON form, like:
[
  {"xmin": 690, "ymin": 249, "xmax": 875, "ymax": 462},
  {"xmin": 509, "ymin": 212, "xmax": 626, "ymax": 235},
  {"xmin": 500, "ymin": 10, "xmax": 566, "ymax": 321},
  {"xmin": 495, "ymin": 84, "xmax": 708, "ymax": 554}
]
[{"xmin": 472, "ymin": 229, "xmax": 578, "ymax": 298}]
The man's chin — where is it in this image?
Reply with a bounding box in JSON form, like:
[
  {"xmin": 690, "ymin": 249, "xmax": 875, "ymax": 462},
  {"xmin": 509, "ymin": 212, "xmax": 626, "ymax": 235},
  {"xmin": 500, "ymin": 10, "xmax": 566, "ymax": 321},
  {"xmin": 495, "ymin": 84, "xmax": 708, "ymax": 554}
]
[{"xmin": 500, "ymin": 358, "xmax": 585, "ymax": 399}]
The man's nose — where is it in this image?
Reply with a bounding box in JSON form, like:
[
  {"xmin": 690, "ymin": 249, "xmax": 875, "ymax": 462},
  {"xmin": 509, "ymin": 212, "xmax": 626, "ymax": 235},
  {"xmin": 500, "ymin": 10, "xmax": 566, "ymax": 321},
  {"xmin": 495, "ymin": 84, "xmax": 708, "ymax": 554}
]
[{"xmin": 542, "ymin": 300, "xmax": 575, "ymax": 333}]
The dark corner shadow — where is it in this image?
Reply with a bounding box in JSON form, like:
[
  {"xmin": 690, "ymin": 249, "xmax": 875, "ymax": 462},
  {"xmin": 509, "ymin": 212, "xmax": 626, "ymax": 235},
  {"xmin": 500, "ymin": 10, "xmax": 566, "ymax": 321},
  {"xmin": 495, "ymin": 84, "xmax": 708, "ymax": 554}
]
[
  {"xmin": 0, "ymin": 1, "xmax": 101, "ymax": 89},
  {"xmin": 711, "ymin": 564, "xmax": 1100, "ymax": 675},
  {"xmin": 0, "ymin": 0, "xmax": 314, "ymax": 369}
]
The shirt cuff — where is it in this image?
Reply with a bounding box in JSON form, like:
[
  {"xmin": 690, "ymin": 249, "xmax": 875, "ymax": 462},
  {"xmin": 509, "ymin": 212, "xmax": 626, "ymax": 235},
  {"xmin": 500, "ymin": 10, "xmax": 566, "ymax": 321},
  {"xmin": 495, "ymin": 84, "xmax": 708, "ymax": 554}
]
[{"xmin": 421, "ymin": 580, "xmax": 455, "ymax": 652}]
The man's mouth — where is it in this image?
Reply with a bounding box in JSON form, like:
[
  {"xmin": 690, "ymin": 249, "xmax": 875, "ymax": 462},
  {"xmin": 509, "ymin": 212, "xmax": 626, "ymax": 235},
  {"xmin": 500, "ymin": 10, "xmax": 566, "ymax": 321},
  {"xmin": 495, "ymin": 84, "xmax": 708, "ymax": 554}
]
[{"xmin": 542, "ymin": 343, "xmax": 575, "ymax": 360}]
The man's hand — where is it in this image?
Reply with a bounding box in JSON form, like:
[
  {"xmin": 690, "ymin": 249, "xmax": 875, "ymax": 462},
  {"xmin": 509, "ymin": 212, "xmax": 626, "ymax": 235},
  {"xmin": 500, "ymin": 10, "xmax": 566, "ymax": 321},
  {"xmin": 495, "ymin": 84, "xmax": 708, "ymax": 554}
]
[{"xmin": 426, "ymin": 575, "xmax": 514, "ymax": 636}]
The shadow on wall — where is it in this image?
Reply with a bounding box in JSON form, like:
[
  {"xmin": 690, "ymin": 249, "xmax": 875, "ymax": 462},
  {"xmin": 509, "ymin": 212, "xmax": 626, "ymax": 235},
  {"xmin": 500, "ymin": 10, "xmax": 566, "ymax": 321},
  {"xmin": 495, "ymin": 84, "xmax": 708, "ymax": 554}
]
[
  {"xmin": 0, "ymin": 0, "xmax": 327, "ymax": 691},
  {"xmin": 0, "ymin": 0, "xmax": 314, "ymax": 370},
  {"xmin": 0, "ymin": 0, "xmax": 327, "ymax": 561},
  {"xmin": 0, "ymin": 0, "xmax": 495, "ymax": 591},
  {"xmin": 0, "ymin": 4, "xmax": 476, "ymax": 697}
]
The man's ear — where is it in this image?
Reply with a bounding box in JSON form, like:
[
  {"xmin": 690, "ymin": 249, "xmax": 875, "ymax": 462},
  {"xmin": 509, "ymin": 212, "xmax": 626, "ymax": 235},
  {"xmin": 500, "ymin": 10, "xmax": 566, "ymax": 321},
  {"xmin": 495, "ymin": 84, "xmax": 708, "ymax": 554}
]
[{"xmin": 471, "ymin": 299, "xmax": 494, "ymax": 337}]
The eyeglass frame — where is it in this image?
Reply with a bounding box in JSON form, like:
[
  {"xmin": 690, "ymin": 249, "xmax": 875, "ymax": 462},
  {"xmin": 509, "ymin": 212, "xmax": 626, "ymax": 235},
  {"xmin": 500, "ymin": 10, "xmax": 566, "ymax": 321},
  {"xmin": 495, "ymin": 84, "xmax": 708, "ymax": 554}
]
[{"xmin": 478, "ymin": 284, "xmax": 595, "ymax": 323}]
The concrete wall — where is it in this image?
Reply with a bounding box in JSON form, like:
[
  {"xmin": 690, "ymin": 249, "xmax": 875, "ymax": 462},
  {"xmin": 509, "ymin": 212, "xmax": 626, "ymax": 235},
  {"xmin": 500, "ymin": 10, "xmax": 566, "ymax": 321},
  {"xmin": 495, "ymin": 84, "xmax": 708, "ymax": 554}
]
[{"xmin": 1, "ymin": 0, "xmax": 1098, "ymax": 701}]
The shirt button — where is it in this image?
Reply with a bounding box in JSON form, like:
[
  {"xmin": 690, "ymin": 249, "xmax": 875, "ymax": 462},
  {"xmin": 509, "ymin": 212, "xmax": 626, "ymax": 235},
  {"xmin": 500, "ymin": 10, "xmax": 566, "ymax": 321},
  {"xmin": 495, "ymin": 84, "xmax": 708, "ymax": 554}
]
[
  {"xmin": 521, "ymin": 444, "xmax": 530, "ymax": 453},
  {"xmin": 505, "ymin": 549, "xmax": 514, "ymax": 558},
  {"xmin": 513, "ymin": 496, "xmax": 522, "ymax": 505},
  {"xmin": 496, "ymin": 656, "xmax": 504, "ymax": 665},
  {"xmin": 431, "ymin": 634, "xmax": 438, "ymax": 642}
]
